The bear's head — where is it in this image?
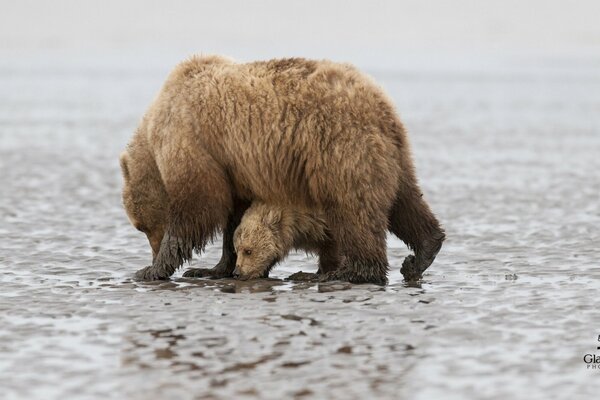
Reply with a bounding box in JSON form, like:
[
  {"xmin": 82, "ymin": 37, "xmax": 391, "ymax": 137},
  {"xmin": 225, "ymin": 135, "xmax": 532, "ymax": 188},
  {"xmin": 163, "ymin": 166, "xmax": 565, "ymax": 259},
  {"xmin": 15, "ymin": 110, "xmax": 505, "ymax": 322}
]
[
  {"xmin": 120, "ymin": 147, "xmax": 168, "ymax": 261},
  {"xmin": 233, "ymin": 204, "xmax": 285, "ymax": 280}
]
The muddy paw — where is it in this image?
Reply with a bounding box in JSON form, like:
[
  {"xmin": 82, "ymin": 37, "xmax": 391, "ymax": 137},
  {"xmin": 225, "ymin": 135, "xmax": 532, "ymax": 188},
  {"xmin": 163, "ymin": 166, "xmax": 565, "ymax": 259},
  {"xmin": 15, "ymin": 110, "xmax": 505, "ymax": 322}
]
[
  {"xmin": 182, "ymin": 267, "xmax": 232, "ymax": 279},
  {"xmin": 182, "ymin": 268, "xmax": 213, "ymax": 278},
  {"xmin": 134, "ymin": 265, "xmax": 170, "ymax": 281},
  {"xmin": 287, "ymin": 271, "xmax": 319, "ymax": 282},
  {"xmin": 401, "ymin": 255, "xmax": 422, "ymax": 281}
]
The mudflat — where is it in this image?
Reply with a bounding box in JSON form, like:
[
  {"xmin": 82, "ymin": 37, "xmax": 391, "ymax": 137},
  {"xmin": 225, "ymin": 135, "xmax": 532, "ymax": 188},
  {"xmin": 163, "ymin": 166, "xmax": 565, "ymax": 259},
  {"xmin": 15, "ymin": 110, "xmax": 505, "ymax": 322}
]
[{"xmin": 1, "ymin": 60, "xmax": 599, "ymax": 399}]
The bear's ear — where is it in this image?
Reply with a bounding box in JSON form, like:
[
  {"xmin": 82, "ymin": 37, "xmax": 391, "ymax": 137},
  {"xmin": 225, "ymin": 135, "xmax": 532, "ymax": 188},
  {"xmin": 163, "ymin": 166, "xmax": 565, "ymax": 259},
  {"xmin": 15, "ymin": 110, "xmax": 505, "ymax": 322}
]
[
  {"xmin": 262, "ymin": 209, "xmax": 282, "ymax": 231},
  {"xmin": 119, "ymin": 152, "xmax": 130, "ymax": 182}
]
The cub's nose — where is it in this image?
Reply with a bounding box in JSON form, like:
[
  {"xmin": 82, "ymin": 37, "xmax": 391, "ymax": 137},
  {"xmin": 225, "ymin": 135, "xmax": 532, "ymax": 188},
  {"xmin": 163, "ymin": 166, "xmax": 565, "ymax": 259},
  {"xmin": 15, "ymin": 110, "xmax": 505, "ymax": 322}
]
[{"xmin": 232, "ymin": 267, "xmax": 241, "ymax": 279}]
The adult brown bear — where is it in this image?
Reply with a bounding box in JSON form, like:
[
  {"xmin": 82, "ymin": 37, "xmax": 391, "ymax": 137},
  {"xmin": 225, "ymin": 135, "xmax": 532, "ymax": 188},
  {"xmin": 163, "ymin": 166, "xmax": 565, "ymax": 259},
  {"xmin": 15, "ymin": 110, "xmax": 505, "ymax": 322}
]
[{"xmin": 120, "ymin": 55, "xmax": 444, "ymax": 284}]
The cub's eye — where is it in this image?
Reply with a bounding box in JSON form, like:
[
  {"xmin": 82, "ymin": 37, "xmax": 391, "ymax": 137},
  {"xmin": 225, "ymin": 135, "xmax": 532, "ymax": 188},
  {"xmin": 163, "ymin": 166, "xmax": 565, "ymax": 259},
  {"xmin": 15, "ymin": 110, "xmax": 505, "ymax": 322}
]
[{"xmin": 244, "ymin": 249, "xmax": 252, "ymax": 256}]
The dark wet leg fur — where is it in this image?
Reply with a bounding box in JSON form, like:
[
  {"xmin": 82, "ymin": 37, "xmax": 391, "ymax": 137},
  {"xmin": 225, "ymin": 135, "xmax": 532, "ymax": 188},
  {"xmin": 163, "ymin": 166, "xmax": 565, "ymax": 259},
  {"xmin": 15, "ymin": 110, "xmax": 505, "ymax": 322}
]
[
  {"xmin": 319, "ymin": 258, "xmax": 388, "ymax": 285},
  {"xmin": 135, "ymin": 232, "xmax": 193, "ymax": 280},
  {"xmin": 316, "ymin": 236, "xmax": 341, "ymax": 274},
  {"xmin": 183, "ymin": 198, "xmax": 250, "ymax": 279},
  {"xmin": 388, "ymin": 184, "xmax": 445, "ymax": 281},
  {"xmin": 134, "ymin": 210, "xmax": 227, "ymax": 281},
  {"xmin": 319, "ymin": 208, "xmax": 389, "ymax": 285}
]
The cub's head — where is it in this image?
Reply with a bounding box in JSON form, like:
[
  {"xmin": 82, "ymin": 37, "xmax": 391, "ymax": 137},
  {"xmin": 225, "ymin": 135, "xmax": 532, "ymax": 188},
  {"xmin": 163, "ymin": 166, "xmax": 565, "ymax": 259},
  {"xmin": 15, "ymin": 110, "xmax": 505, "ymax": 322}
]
[
  {"xmin": 233, "ymin": 204, "xmax": 285, "ymax": 280},
  {"xmin": 120, "ymin": 148, "xmax": 168, "ymax": 260}
]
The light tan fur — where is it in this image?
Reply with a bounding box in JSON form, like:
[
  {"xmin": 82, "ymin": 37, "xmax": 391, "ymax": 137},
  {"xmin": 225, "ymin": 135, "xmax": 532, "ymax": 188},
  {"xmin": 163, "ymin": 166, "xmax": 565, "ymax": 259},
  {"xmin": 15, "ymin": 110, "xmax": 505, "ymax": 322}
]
[
  {"xmin": 233, "ymin": 201, "xmax": 332, "ymax": 280},
  {"xmin": 121, "ymin": 55, "xmax": 444, "ymax": 284}
]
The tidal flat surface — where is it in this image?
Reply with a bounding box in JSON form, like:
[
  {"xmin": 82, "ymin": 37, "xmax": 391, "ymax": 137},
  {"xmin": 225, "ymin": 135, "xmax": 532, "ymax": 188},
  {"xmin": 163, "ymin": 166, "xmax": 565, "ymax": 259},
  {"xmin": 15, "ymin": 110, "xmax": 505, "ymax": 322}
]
[{"xmin": 1, "ymin": 60, "xmax": 599, "ymax": 400}]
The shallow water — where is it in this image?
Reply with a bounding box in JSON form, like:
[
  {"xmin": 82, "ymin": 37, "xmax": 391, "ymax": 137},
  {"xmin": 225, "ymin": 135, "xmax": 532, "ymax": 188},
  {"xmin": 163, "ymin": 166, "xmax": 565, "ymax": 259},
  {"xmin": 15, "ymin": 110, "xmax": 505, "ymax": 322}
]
[{"xmin": 1, "ymin": 60, "xmax": 599, "ymax": 400}]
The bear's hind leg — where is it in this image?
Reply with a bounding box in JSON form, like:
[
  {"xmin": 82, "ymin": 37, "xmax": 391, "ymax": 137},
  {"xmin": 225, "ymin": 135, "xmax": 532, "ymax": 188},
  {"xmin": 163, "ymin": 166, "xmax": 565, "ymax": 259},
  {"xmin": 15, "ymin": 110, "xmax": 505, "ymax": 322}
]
[
  {"xmin": 319, "ymin": 208, "xmax": 389, "ymax": 285},
  {"xmin": 183, "ymin": 198, "xmax": 250, "ymax": 279},
  {"xmin": 388, "ymin": 185, "xmax": 445, "ymax": 281},
  {"xmin": 316, "ymin": 236, "xmax": 341, "ymax": 275}
]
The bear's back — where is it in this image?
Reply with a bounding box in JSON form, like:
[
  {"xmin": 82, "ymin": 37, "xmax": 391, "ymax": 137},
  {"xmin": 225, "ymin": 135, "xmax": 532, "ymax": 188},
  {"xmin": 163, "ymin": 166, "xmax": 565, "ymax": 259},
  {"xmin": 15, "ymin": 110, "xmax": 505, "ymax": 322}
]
[{"xmin": 154, "ymin": 55, "xmax": 404, "ymax": 209}]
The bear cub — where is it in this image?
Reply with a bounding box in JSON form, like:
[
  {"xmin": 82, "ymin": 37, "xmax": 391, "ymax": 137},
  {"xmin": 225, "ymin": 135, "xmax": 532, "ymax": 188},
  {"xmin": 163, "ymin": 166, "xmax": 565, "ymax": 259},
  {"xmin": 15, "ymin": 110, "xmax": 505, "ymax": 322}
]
[{"xmin": 232, "ymin": 202, "xmax": 340, "ymax": 280}]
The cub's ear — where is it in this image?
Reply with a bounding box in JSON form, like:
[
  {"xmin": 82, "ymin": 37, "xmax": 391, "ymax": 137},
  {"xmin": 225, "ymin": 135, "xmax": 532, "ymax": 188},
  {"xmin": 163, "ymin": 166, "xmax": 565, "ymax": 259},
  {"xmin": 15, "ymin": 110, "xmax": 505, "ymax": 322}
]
[
  {"xmin": 119, "ymin": 152, "xmax": 130, "ymax": 182},
  {"xmin": 262, "ymin": 209, "xmax": 282, "ymax": 231},
  {"xmin": 232, "ymin": 226, "xmax": 241, "ymax": 248}
]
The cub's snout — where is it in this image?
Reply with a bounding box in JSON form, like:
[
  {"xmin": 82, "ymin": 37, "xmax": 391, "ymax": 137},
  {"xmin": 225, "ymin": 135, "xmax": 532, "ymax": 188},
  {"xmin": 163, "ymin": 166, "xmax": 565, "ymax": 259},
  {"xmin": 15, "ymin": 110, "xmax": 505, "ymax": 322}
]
[{"xmin": 232, "ymin": 267, "xmax": 241, "ymax": 279}]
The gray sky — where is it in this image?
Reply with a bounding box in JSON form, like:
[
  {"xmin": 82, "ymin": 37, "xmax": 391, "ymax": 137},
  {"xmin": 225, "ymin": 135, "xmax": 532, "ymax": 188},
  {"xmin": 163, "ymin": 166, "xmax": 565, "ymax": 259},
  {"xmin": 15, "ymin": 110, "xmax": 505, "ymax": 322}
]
[{"xmin": 2, "ymin": 0, "xmax": 599, "ymax": 69}]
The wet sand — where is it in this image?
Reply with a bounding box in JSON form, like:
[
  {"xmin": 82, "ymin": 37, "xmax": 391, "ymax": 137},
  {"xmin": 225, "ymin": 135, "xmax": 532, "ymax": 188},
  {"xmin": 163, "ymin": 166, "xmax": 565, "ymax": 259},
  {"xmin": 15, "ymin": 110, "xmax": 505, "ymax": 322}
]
[{"xmin": 1, "ymin": 60, "xmax": 599, "ymax": 399}]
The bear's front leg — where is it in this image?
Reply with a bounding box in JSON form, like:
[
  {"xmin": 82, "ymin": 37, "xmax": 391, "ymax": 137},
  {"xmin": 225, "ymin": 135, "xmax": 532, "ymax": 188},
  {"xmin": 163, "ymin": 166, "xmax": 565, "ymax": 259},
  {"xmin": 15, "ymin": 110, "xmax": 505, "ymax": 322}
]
[
  {"xmin": 134, "ymin": 232, "xmax": 193, "ymax": 281},
  {"xmin": 135, "ymin": 146, "xmax": 234, "ymax": 281},
  {"xmin": 183, "ymin": 198, "xmax": 249, "ymax": 279}
]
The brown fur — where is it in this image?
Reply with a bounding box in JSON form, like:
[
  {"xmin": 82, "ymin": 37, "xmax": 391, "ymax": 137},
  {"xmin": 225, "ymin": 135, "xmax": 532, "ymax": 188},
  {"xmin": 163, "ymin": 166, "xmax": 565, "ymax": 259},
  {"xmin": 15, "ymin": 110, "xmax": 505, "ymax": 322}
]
[
  {"xmin": 232, "ymin": 201, "xmax": 338, "ymax": 280},
  {"xmin": 120, "ymin": 55, "xmax": 444, "ymax": 284}
]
